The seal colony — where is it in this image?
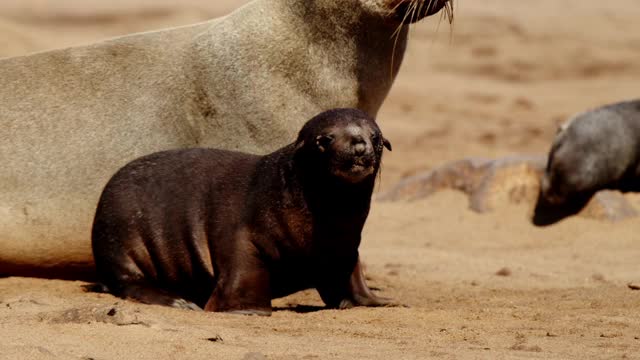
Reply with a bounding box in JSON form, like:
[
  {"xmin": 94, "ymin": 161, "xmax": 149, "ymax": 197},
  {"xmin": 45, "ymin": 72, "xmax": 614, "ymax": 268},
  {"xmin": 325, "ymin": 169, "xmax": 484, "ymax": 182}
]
[
  {"xmin": 92, "ymin": 109, "xmax": 392, "ymax": 313},
  {"xmin": 0, "ymin": 0, "xmax": 452, "ymax": 278}
]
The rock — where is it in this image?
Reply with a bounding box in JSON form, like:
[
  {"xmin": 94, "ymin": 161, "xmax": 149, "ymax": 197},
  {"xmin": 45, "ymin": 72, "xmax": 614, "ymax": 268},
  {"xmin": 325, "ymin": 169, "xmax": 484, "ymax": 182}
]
[
  {"xmin": 380, "ymin": 154, "xmax": 640, "ymax": 223},
  {"xmin": 495, "ymin": 267, "xmax": 512, "ymax": 277},
  {"xmin": 377, "ymin": 157, "xmax": 492, "ymax": 202},
  {"xmin": 469, "ymin": 155, "xmax": 545, "ymax": 212},
  {"xmin": 378, "ymin": 155, "xmax": 545, "ymax": 211},
  {"xmin": 627, "ymin": 282, "xmax": 640, "ymax": 290},
  {"xmin": 580, "ymin": 190, "xmax": 638, "ymax": 222},
  {"xmin": 510, "ymin": 344, "xmax": 542, "ymax": 352},
  {"xmin": 242, "ymin": 352, "xmax": 267, "ymax": 360},
  {"xmin": 39, "ymin": 305, "xmax": 152, "ymax": 327},
  {"xmin": 206, "ymin": 335, "xmax": 224, "ymax": 342}
]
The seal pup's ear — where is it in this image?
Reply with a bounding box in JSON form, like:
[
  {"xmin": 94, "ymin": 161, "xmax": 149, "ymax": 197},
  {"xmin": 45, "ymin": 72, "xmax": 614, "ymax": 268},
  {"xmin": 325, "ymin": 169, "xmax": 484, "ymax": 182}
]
[
  {"xmin": 383, "ymin": 137, "xmax": 392, "ymax": 152},
  {"xmin": 315, "ymin": 135, "xmax": 334, "ymax": 153}
]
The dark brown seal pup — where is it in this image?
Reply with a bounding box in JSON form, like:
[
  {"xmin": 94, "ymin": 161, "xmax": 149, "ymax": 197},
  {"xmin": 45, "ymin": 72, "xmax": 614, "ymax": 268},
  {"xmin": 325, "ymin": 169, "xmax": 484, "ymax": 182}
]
[
  {"xmin": 91, "ymin": 109, "xmax": 392, "ymax": 315},
  {"xmin": 534, "ymin": 99, "xmax": 640, "ymax": 225}
]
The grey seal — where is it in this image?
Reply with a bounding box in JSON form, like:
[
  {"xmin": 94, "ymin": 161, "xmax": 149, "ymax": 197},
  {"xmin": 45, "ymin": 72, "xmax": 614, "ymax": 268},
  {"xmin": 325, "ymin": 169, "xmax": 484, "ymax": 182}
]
[{"xmin": 534, "ymin": 99, "xmax": 640, "ymax": 225}]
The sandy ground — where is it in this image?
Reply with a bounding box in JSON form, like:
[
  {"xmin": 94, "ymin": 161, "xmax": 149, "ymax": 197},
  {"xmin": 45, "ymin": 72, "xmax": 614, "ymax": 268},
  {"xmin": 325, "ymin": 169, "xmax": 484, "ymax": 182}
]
[{"xmin": 2, "ymin": 1, "xmax": 640, "ymax": 358}]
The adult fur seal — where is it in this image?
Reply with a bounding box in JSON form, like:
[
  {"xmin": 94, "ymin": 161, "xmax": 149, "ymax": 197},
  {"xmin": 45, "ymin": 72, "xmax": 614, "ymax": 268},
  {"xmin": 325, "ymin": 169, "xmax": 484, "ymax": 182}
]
[
  {"xmin": 0, "ymin": 0, "xmax": 452, "ymax": 279},
  {"xmin": 534, "ymin": 99, "xmax": 640, "ymax": 225},
  {"xmin": 91, "ymin": 109, "xmax": 392, "ymax": 314}
]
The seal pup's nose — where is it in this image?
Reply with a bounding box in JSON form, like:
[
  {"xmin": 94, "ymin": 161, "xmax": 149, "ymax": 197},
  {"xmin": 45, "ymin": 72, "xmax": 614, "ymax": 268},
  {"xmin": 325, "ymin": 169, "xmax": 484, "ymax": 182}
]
[{"xmin": 353, "ymin": 138, "xmax": 367, "ymax": 156}]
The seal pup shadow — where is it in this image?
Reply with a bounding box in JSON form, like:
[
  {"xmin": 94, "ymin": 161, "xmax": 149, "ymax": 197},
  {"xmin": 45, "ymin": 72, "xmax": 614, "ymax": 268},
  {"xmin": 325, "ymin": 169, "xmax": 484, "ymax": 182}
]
[{"xmin": 91, "ymin": 109, "xmax": 393, "ymax": 315}]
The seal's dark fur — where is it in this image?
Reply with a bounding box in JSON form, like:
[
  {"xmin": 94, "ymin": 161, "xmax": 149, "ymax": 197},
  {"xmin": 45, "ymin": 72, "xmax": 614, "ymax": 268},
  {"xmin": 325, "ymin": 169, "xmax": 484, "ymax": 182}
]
[{"xmin": 91, "ymin": 109, "xmax": 391, "ymax": 314}]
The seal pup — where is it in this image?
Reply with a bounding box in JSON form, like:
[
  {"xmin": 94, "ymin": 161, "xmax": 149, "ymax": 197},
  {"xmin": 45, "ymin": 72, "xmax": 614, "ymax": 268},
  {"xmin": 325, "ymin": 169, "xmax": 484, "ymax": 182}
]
[
  {"xmin": 91, "ymin": 109, "xmax": 392, "ymax": 314},
  {"xmin": 533, "ymin": 99, "xmax": 640, "ymax": 225},
  {"xmin": 0, "ymin": 0, "xmax": 452, "ymax": 279}
]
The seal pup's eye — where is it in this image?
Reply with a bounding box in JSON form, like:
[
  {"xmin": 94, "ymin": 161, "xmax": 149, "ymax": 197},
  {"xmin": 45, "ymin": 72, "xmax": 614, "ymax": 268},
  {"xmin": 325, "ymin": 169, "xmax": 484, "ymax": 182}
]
[{"xmin": 315, "ymin": 135, "xmax": 334, "ymax": 153}]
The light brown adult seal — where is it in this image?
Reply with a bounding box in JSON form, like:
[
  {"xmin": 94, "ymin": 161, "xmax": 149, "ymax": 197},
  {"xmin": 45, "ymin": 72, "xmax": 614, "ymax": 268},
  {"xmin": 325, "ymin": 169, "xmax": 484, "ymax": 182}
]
[
  {"xmin": 92, "ymin": 109, "xmax": 392, "ymax": 314},
  {"xmin": 0, "ymin": 0, "xmax": 452, "ymax": 279}
]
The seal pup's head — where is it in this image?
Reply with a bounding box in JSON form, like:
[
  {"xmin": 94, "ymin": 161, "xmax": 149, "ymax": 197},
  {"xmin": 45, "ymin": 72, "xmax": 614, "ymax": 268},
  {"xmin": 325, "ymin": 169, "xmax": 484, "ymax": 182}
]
[{"xmin": 294, "ymin": 108, "xmax": 392, "ymax": 184}]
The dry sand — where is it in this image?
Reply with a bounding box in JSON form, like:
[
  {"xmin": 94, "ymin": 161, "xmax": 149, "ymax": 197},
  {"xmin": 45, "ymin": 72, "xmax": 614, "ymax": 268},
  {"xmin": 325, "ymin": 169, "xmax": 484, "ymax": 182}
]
[{"xmin": 1, "ymin": 1, "xmax": 640, "ymax": 358}]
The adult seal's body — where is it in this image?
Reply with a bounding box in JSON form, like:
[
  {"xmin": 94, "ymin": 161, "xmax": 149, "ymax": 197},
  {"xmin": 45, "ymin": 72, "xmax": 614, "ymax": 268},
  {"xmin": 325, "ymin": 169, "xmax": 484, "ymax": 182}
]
[
  {"xmin": 534, "ymin": 99, "xmax": 640, "ymax": 224},
  {"xmin": 91, "ymin": 109, "xmax": 392, "ymax": 314},
  {"xmin": 0, "ymin": 0, "xmax": 452, "ymax": 279}
]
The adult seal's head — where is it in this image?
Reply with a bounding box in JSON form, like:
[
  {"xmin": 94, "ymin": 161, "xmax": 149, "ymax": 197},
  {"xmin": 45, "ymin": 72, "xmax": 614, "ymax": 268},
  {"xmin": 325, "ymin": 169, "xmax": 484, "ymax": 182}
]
[
  {"xmin": 297, "ymin": 0, "xmax": 453, "ymax": 24},
  {"xmin": 92, "ymin": 108, "xmax": 393, "ymax": 314},
  {"xmin": 389, "ymin": 0, "xmax": 454, "ymax": 23},
  {"xmin": 534, "ymin": 99, "xmax": 640, "ymax": 225}
]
